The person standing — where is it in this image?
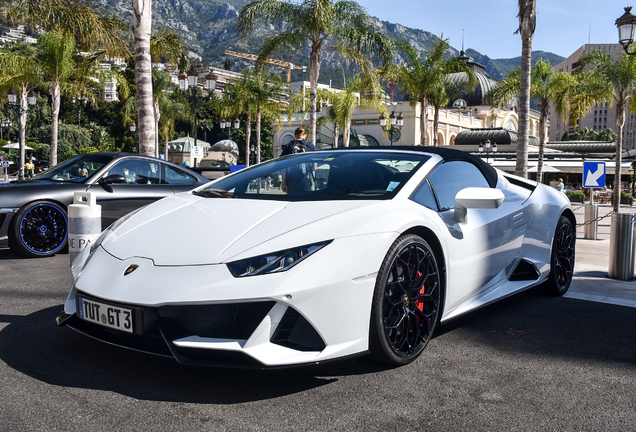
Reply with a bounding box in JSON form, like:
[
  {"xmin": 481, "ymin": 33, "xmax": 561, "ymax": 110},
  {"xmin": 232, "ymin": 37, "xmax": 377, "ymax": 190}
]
[
  {"xmin": 281, "ymin": 127, "xmax": 317, "ymax": 194},
  {"xmin": 24, "ymin": 159, "xmax": 34, "ymax": 178},
  {"xmin": 281, "ymin": 127, "xmax": 316, "ymax": 156}
]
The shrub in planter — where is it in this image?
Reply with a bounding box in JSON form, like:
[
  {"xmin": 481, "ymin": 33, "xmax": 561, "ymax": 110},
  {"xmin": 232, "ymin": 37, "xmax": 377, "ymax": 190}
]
[
  {"xmin": 621, "ymin": 190, "xmax": 633, "ymax": 205},
  {"xmin": 608, "ymin": 190, "xmax": 635, "ymax": 205},
  {"xmin": 565, "ymin": 190, "xmax": 585, "ymax": 202}
]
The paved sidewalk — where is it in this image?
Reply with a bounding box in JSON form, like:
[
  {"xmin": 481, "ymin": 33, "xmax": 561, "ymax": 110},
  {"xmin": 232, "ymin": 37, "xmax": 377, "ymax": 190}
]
[{"xmin": 568, "ymin": 202, "xmax": 636, "ymax": 308}]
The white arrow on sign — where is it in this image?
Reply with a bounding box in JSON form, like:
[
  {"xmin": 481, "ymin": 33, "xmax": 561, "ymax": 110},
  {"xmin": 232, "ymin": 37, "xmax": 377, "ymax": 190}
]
[{"xmin": 585, "ymin": 163, "xmax": 604, "ymax": 187}]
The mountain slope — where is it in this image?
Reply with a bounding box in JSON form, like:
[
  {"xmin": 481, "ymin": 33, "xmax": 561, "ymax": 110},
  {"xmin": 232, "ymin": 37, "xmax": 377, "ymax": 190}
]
[{"xmin": 98, "ymin": 1, "xmax": 564, "ymax": 85}]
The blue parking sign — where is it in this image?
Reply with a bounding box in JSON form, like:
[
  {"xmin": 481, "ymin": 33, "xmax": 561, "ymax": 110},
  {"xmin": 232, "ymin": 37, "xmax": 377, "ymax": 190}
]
[{"xmin": 583, "ymin": 162, "xmax": 606, "ymax": 188}]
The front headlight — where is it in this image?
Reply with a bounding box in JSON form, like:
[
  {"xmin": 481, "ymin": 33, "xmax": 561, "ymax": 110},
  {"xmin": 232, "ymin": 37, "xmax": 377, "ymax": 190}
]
[{"xmin": 226, "ymin": 241, "xmax": 331, "ymax": 277}]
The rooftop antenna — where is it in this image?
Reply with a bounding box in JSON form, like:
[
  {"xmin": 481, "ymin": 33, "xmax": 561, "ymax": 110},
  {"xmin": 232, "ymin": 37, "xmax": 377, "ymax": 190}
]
[
  {"xmin": 462, "ymin": 29, "xmax": 465, "ymax": 52},
  {"xmin": 588, "ymin": 21, "xmax": 591, "ymax": 45}
]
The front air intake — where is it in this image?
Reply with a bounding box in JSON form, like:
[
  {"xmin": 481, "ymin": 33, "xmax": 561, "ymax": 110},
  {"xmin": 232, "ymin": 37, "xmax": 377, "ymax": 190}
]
[{"xmin": 271, "ymin": 307, "xmax": 326, "ymax": 352}]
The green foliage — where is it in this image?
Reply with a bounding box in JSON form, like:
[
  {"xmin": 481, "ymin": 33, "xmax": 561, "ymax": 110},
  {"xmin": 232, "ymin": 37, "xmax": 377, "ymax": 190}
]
[
  {"xmin": 79, "ymin": 146, "xmax": 99, "ymax": 154},
  {"xmin": 565, "ymin": 190, "xmax": 585, "ymax": 202},
  {"xmin": 35, "ymin": 143, "xmax": 50, "ymax": 160},
  {"xmin": 561, "ymin": 127, "xmax": 617, "ymax": 142},
  {"xmin": 35, "ymin": 123, "xmax": 91, "ymax": 154},
  {"xmin": 621, "ymin": 190, "xmax": 634, "ymax": 205}
]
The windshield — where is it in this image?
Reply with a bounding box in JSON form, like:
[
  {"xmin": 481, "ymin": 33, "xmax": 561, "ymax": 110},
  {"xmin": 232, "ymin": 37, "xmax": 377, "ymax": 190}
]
[
  {"xmin": 204, "ymin": 151, "xmax": 429, "ymax": 201},
  {"xmin": 35, "ymin": 154, "xmax": 115, "ymax": 182}
]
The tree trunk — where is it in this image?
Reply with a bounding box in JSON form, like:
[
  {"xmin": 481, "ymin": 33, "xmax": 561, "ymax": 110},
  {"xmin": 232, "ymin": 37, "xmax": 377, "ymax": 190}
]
[
  {"xmin": 420, "ymin": 95, "xmax": 429, "ymax": 145},
  {"xmin": 245, "ymin": 113, "xmax": 252, "ymax": 166},
  {"xmin": 614, "ymin": 101, "xmax": 626, "ymax": 213},
  {"xmin": 164, "ymin": 131, "xmax": 169, "ymax": 161},
  {"xmin": 343, "ymin": 117, "xmax": 351, "ymax": 147},
  {"xmin": 308, "ymin": 44, "xmax": 322, "ymax": 146},
  {"xmin": 256, "ymin": 106, "xmax": 261, "ymax": 164},
  {"xmin": 515, "ymin": 0, "xmax": 536, "ymax": 178},
  {"xmin": 536, "ymin": 101, "xmax": 549, "ymax": 183},
  {"xmin": 154, "ymin": 98, "xmax": 161, "ymax": 158},
  {"xmin": 50, "ymin": 80, "xmax": 60, "ymax": 167},
  {"xmin": 132, "ymin": 0, "xmax": 156, "ymax": 156},
  {"xmin": 332, "ymin": 122, "xmax": 339, "ymax": 148},
  {"xmin": 433, "ymin": 105, "xmax": 440, "ymax": 146}
]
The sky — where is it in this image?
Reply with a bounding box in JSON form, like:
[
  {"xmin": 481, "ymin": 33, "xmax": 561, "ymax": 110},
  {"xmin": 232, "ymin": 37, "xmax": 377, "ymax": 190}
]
[{"xmin": 355, "ymin": 0, "xmax": 625, "ymax": 59}]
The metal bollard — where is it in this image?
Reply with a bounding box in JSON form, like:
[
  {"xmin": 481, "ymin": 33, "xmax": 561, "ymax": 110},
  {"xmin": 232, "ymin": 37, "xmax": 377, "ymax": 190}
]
[
  {"xmin": 68, "ymin": 192, "xmax": 101, "ymax": 265},
  {"xmin": 583, "ymin": 204, "xmax": 598, "ymax": 240},
  {"xmin": 608, "ymin": 213, "xmax": 636, "ymax": 280}
]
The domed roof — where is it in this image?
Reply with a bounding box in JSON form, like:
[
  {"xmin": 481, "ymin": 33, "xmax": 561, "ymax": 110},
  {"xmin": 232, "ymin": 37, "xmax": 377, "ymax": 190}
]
[
  {"xmin": 210, "ymin": 139, "xmax": 239, "ymax": 154},
  {"xmin": 446, "ymin": 51, "xmax": 499, "ymax": 107}
]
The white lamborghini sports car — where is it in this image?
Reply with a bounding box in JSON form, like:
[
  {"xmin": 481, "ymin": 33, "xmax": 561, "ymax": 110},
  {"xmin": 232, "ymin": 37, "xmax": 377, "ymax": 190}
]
[{"xmin": 57, "ymin": 147, "xmax": 575, "ymax": 368}]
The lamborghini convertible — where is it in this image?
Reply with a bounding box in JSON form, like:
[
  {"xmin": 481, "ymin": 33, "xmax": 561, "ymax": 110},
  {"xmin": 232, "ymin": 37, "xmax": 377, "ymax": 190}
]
[{"xmin": 57, "ymin": 147, "xmax": 575, "ymax": 368}]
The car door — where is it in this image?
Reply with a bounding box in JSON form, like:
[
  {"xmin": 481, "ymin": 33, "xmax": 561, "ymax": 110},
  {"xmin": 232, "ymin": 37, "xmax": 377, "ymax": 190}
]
[
  {"xmin": 411, "ymin": 160, "xmax": 525, "ymax": 312},
  {"xmin": 88, "ymin": 159, "xmax": 199, "ymax": 228}
]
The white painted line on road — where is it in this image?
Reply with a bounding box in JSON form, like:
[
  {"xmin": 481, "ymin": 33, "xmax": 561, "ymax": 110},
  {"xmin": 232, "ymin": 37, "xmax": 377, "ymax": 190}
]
[{"xmin": 564, "ymin": 291, "xmax": 636, "ymax": 308}]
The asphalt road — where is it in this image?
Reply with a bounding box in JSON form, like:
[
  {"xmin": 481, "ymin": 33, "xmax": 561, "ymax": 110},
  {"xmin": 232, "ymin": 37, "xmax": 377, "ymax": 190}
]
[{"xmin": 1, "ymin": 249, "xmax": 636, "ymax": 432}]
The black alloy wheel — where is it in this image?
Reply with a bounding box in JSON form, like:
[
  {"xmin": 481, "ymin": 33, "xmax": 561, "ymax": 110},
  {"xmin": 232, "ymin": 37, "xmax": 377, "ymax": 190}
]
[
  {"xmin": 370, "ymin": 234, "xmax": 441, "ymax": 365},
  {"xmin": 11, "ymin": 201, "xmax": 68, "ymax": 258},
  {"xmin": 543, "ymin": 215, "xmax": 575, "ymax": 296}
]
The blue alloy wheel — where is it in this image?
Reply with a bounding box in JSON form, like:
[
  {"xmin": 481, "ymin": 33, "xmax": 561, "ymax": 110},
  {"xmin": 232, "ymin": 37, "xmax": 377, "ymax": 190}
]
[{"xmin": 11, "ymin": 201, "xmax": 68, "ymax": 258}]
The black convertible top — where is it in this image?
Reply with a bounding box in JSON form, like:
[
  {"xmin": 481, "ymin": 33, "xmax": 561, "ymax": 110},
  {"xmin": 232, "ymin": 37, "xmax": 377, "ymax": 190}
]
[{"xmin": 319, "ymin": 146, "xmax": 499, "ymax": 188}]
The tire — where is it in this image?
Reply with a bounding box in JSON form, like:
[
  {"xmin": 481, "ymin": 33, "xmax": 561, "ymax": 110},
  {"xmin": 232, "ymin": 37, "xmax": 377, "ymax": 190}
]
[
  {"xmin": 10, "ymin": 201, "xmax": 68, "ymax": 258},
  {"xmin": 369, "ymin": 234, "xmax": 441, "ymax": 365},
  {"xmin": 542, "ymin": 215, "xmax": 575, "ymax": 296}
]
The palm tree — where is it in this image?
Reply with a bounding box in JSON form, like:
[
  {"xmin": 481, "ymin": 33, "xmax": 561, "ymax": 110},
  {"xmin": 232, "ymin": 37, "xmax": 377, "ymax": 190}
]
[
  {"xmin": 150, "ymin": 69, "xmax": 175, "ymax": 158},
  {"xmin": 224, "ymin": 68, "xmax": 289, "ymax": 165},
  {"xmin": 4, "ymin": 0, "xmax": 129, "ymax": 166},
  {"xmin": 132, "ymin": 0, "xmax": 155, "ymax": 157},
  {"xmin": 36, "ymin": 30, "xmax": 74, "ymax": 168},
  {"xmin": 247, "ymin": 68, "xmax": 290, "ymax": 164},
  {"xmin": 394, "ymin": 37, "xmax": 473, "ymax": 145},
  {"xmin": 4, "ymin": 0, "xmax": 129, "ymax": 52},
  {"xmin": 576, "ymin": 49, "xmax": 636, "ymax": 212},
  {"xmin": 322, "ymin": 74, "xmax": 388, "ymax": 147},
  {"xmin": 223, "ymin": 79, "xmax": 254, "ymax": 166},
  {"xmin": 237, "ymin": 0, "xmax": 393, "ymax": 146},
  {"xmin": 429, "ymin": 60, "xmax": 477, "ymax": 147},
  {"xmin": 0, "ymin": 43, "xmax": 40, "ymax": 180},
  {"xmin": 158, "ymin": 97, "xmax": 190, "ymax": 160},
  {"xmin": 515, "ymin": 0, "xmax": 537, "ymax": 178},
  {"xmin": 486, "ymin": 58, "xmax": 574, "ymax": 182}
]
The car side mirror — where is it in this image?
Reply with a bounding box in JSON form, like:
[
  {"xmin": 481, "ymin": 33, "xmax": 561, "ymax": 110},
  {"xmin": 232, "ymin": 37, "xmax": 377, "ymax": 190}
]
[
  {"xmin": 454, "ymin": 187, "xmax": 505, "ymax": 224},
  {"xmin": 99, "ymin": 174, "xmax": 126, "ymax": 185}
]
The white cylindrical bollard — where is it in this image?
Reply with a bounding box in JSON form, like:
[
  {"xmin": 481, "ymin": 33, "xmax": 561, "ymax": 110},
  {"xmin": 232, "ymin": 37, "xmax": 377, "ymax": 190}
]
[{"xmin": 68, "ymin": 192, "xmax": 102, "ymax": 265}]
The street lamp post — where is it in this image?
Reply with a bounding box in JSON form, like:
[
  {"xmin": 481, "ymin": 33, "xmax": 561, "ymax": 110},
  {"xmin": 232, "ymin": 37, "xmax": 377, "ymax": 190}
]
[
  {"xmin": 617, "ymin": 7, "xmax": 636, "ymax": 55},
  {"xmin": 478, "ymin": 140, "xmax": 497, "ymax": 164},
  {"xmin": 8, "ymin": 88, "xmax": 37, "ymax": 181},
  {"xmin": 379, "ymin": 111, "xmax": 404, "ymax": 146},
  {"xmin": 220, "ymin": 117, "xmax": 240, "ymax": 139},
  {"xmin": 1, "ymin": 119, "xmax": 12, "ymax": 141},
  {"xmin": 71, "ymin": 96, "xmax": 88, "ymax": 128},
  {"xmin": 179, "ymin": 66, "xmax": 217, "ymax": 168},
  {"xmin": 250, "ymin": 145, "xmax": 255, "ymax": 166},
  {"xmin": 130, "ymin": 122, "xmax": 138, "ymax": 153}
]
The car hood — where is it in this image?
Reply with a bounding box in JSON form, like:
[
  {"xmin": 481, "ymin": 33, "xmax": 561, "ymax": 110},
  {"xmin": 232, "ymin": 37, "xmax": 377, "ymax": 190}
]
[{"xmin": 101, "ymin": 193, "xmax": 374, "ymax": 265}]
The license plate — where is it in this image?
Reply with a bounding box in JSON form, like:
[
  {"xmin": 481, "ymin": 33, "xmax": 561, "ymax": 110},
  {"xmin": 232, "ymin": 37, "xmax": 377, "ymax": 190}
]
[{"xmin": 77, "ymin": 296, "xmax": 134, "ymax": 333}]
